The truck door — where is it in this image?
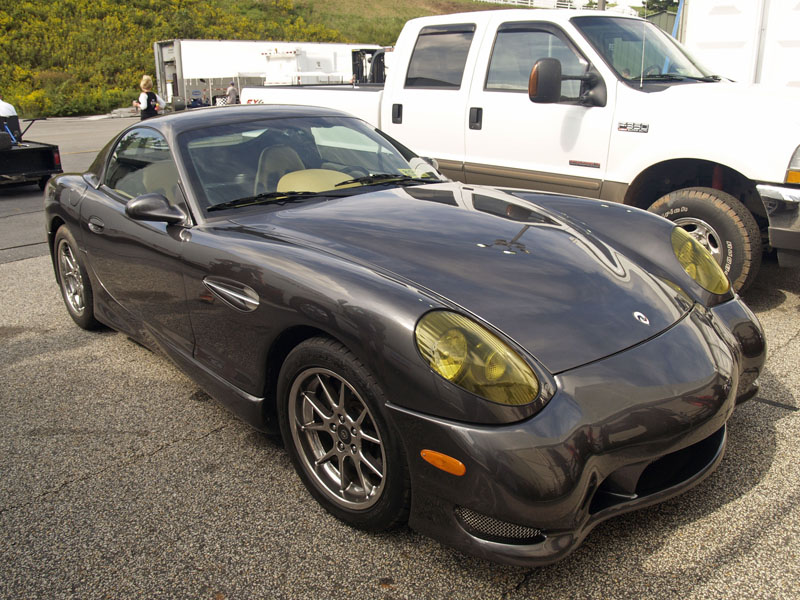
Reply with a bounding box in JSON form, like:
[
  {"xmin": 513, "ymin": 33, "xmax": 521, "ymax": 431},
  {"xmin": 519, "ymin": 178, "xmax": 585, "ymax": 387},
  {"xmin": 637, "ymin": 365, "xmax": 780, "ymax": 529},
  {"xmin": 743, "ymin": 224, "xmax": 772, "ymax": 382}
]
[
  {"xmin": 379, "ymin": 23, "xmax": 482, "ymax": 181},
  {"xmin": 464, "ymin": 21, "xmax": 615, "ymax": 198}
]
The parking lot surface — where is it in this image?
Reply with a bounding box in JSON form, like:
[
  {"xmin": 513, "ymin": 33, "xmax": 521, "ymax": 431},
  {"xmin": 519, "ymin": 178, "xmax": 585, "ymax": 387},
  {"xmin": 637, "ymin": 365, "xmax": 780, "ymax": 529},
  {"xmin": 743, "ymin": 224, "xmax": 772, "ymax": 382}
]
[{"xmin": 1, "ymin": 116, "xmax": 798, "ymax": 599}]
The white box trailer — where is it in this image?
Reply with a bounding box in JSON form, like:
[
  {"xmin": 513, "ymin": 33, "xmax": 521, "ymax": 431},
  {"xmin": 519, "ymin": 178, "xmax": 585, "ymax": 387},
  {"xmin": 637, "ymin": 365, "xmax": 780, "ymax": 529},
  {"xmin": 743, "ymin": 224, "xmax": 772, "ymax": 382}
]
[
  {"xmin": 680, "ymin": 0, "xmax": 800, "ymax": 88},
  {"xmin": 153, "ymin": 39, "xmax": 383, "ymax": 107}
]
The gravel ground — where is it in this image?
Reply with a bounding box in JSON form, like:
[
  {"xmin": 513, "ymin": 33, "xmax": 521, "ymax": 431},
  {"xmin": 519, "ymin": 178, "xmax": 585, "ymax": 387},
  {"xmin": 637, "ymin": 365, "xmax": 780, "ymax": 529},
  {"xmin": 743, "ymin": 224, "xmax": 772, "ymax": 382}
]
[{"xmin": 0, "ymin": 251, "xmax": 797, "ymax": 599}]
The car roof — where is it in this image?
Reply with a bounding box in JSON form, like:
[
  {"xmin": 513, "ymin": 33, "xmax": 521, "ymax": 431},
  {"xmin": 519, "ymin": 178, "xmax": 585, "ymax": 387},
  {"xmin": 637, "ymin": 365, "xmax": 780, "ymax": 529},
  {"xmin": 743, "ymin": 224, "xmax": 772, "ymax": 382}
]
[{"xmin": 146, "ymin": 104, "xmax": 359, "ymax": 136}]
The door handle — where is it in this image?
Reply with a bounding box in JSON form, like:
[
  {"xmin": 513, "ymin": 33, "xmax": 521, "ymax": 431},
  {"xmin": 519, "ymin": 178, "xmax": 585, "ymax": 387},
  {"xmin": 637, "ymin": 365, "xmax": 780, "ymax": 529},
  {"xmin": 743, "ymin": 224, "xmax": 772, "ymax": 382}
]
[
  {"xmin": 469, "ymin": 107, "xmax": 483, "ymax": 130},
  {"xmin": 87, "ymin": 216, "xmax": 105, "ymax": 234},
  {"xmin": 392, "ymin": 103, "xmax": 403, "ymax": 124}
]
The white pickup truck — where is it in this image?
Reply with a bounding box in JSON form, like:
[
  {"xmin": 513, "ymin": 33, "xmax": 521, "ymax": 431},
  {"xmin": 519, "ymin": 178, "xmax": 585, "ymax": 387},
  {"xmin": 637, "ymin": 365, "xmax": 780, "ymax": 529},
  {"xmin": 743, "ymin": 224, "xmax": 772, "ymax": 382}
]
[{"xmin": 241, "ymin": 9, "xmax": 800, "ymax": 291}]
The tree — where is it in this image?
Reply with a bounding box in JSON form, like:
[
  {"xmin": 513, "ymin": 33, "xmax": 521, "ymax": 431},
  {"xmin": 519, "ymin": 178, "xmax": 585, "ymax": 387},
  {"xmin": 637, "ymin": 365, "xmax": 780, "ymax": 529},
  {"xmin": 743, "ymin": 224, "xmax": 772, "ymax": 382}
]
[{"xmin": 639, "ymin": 1, "xmax": 679, "ymax": 12}]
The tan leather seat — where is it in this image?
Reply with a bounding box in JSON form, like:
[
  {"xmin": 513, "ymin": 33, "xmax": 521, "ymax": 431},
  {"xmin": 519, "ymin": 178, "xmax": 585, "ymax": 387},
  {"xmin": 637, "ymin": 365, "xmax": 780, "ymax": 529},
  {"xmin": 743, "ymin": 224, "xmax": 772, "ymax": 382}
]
[
  {"xmin": 254, "ymin": 146, "xmax": 304, "ymax": 195},
  {"xmin": 142, "ymin": 160, "xmax": 179, "ymax": 205},
  {"xmin": 277, "ymin": 169, "xmax": 350, "ymax": 193}
]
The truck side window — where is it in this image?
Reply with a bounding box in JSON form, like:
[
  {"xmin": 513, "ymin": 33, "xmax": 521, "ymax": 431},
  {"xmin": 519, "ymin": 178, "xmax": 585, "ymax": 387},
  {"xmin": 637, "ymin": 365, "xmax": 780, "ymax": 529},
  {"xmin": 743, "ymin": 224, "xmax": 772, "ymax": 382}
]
[
  {"xmin": 405, "ymin": 24, "xmax": 476, "ymax": 89},
  {"xmin": 486, "ymin": 24, "xmax": 588, "ymax": 99}
]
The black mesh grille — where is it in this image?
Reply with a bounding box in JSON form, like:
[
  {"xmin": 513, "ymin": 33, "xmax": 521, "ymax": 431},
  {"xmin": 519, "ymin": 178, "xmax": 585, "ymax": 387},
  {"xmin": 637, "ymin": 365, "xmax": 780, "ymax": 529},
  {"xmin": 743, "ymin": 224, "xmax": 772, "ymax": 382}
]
[{"xmin": 455, "ymin": 506, "xmax": 544, "ymax": 545}]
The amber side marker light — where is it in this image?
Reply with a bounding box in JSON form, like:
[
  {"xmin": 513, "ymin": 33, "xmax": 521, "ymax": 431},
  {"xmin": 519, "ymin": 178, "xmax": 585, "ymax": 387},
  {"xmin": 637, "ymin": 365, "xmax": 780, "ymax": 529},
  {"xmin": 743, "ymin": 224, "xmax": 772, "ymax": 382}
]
[{"xmin": 421, "ymin": 449, "xmax": 466, "ymax": 476}]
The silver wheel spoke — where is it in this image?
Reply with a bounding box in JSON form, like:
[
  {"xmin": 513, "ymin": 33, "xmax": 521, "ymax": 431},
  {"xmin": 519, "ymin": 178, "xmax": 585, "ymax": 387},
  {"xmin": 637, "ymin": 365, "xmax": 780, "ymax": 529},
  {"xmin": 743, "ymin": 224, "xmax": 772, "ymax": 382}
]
[
  {"xmin": 316, "ymin": 374, "xmax": 339, "ymax": 410},
  {"xmin": 301, "ymin": 421, "xmax": 329, "ymax": 433},
  {"xmin": 303, "ymin": 391, "xmax": 331, "ymax": 422},
  {"xmin": 354, "ymin": 461, "xmax": 370, "ymax": 498},
  {"xmin": 314, "ymin": 447, "xmax": 337, "ymax": 467},
  {"xmin": 359, "ymin": 452, "xmax": 383, "ymax": 479},
  {"xmin": 360, "ymin": 431, "xmax": 381, "ymax": 445}
]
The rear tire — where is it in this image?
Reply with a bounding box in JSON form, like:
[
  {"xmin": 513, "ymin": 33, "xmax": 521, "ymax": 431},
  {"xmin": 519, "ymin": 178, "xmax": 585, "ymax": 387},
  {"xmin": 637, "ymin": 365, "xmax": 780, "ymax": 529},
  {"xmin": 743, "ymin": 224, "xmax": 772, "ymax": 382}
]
[
  {"xmin": 277, "ymin": 337, "xmax": 410, "ymax": 531},
  {"xmin": 648, "ymin": 187, "xmax": 762, "ymax": 292},
  {"xmin": 54, "ymin": 226, "xmax": 101, "ymax": 330}
]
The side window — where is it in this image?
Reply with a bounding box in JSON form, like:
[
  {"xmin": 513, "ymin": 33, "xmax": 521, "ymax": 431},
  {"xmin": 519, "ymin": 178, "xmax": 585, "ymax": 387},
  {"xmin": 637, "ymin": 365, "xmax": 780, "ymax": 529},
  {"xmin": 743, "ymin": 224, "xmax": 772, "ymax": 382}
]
[
  {"xmin": 486, "ymin": 24, "xmax": 589, "ymax": 99},
  {"xmin": 105, "ymin": 128, "xmax": 181, "ymax": 207},
  {"xmin": 405, "ymin": 24, "xmax": 476, "ymax": 89}
]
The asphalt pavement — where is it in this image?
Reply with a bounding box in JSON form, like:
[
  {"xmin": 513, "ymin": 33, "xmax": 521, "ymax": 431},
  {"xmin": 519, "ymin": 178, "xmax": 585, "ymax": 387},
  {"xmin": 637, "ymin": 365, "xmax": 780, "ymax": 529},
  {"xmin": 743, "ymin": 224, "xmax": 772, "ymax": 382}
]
[{"xmin": 0, "ymin": 115, "xmax": 798, "ymax": 599}]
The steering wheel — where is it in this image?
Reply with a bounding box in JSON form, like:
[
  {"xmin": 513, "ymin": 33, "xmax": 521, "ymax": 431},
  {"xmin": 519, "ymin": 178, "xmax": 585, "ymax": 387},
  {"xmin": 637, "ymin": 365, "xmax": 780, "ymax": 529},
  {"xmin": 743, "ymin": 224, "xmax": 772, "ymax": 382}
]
[
  {"xmin": 643, "ymin": 64, "xmax": 661, "ymax": 77},
  {"xmin": 343, "ymin": 167, "xmax": 369, "ymax": 178}
]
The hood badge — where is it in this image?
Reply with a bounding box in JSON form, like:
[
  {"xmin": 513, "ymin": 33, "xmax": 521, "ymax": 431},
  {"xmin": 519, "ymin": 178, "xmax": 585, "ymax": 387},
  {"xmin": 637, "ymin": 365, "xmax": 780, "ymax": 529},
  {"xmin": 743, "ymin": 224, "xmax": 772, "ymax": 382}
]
[{"xmin": 633, "ymin": 311, "xmax": 650, "ymax": 325}]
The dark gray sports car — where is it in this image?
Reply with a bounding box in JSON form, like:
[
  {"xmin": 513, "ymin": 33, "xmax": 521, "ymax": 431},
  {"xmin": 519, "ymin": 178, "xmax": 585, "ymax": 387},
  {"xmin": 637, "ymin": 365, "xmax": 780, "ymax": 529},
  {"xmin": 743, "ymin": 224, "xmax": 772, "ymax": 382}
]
[{"xmin": 44, "ymin": 105, "xmax": 766, "ymax": 566}]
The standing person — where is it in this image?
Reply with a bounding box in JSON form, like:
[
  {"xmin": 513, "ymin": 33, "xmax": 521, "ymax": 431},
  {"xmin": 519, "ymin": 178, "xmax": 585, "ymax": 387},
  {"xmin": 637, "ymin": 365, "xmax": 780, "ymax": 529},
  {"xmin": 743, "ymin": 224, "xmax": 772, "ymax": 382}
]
[
  {"xmin": 132, "ymin": 75, "xmax": 165, "ymax": 120},
  {"xmin": 226, "ymin": 81, "xmax": 239, "ymax": 105}
]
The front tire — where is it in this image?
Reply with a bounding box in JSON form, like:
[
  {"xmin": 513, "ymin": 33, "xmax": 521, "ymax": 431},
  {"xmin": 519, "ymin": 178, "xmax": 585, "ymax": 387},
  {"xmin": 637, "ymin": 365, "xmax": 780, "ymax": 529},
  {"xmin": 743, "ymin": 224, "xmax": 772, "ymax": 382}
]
[
  {"xmin": 648, "ymin": 187, "xmax": 762, "ymax": 292},
  {"xmin": 54, "ymin": 226, "xmax": 100, "ymax": 330},
  {"xmin": 277, "ymin": 337, "xmax": 410, "ymax": 531}
]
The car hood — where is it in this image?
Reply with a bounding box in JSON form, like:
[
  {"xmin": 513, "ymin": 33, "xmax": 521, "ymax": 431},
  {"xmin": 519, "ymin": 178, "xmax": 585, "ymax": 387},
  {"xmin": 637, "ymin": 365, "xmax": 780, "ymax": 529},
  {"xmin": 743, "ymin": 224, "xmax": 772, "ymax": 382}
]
[{"xmin": 229, "ymin": 183, "xmax": 689, "ymax": 373}]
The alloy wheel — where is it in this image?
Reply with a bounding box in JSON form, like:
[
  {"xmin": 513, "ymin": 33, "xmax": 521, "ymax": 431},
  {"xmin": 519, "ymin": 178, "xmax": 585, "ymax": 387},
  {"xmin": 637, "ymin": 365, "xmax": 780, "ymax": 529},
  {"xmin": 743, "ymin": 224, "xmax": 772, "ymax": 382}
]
[{"xmin": 288, "ymin": 367, "xmax": 386, "ymax": 510}]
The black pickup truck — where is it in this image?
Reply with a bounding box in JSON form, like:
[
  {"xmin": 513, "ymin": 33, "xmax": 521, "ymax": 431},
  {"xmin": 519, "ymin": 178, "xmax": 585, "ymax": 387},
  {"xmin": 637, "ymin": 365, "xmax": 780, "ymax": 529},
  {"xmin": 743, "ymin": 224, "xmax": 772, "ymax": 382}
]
[{"xmin": 1, "ymin": 112, "xmax": 62, "ymax": 190}]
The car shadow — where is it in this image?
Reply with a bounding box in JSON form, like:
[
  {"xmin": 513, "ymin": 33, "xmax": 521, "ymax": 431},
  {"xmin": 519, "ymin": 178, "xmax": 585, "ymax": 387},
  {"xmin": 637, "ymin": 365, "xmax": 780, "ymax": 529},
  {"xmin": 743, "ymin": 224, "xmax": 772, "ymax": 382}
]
[{"xmin": 741, "ymin": 252, "xmax": 799, "ymax": 312}]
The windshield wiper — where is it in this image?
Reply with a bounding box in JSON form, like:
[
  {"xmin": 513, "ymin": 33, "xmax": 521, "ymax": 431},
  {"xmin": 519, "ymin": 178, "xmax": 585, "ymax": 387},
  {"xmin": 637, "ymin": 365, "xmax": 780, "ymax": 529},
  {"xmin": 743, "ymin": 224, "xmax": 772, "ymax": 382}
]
[
  {"xmin": 640, "ymin": 73, "xmax": 721, "ymax": 82},
  {"xmin": 207, "ymin": 191, "xmax": 321, "ymax": 212},
  {"xmin": 335, "ymin": 173, "xmax": 433, "ymax": 187}
]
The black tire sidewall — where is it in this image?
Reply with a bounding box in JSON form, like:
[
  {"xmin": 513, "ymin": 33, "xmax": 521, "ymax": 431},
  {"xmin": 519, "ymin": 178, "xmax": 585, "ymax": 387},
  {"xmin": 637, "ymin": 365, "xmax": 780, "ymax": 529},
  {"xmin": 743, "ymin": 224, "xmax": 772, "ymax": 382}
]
[
  {"xmin": 277, "ymin": 337, "xmax": 409, "ymax": 531},
  {"xmin": 649, "ymin": 187, "xmax": 761, "ymax": 291},
  {"xmin": 54, "ymin": 226, "xmax": 98, "ymax": 330}
]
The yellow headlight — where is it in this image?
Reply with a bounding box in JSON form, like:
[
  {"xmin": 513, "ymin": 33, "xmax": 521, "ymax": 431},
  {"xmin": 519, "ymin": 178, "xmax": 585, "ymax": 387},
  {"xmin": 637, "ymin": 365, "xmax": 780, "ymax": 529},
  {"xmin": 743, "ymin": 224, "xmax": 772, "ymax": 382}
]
[
  {"xmin": 415, "ymin": 311, "xmax": 540, "ymax": 406},
  {"xmin": 671, "ymin": 227, "xmax": 730, "ymax": 295},
  {"xmin": 432, "ymin": 328, "xmax": 467, "ymax": 380}
]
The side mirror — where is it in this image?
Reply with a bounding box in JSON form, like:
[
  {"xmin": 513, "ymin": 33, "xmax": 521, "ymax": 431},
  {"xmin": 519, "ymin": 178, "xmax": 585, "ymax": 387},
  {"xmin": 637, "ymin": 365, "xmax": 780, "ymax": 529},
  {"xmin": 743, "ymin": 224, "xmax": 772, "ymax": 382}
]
[
  {"xmin": 421, "ymin": 156, "xmax": 439, "ymax": 171},
  {"xmin": 126, "ymin": 193, "xmax": 185, "ymax": 224},
  {"xmin": 529, "ymin": 59, "xmax": 608, "ymax": 108},
  {"xmin": 529, "ymin": 58, "xmax": 562, "ymax": 104},
  {"xmin": 580, "ymin": 70, "xmax": 607, "ymax": 107}
]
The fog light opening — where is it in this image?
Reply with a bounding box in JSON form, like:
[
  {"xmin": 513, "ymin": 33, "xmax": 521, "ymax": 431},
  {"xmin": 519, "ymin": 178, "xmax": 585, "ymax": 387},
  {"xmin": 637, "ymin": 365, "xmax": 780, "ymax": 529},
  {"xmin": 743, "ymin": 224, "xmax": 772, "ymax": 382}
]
[{"xmin": 455, "ymin": 506, "xmax": 545, "ymax": 545}]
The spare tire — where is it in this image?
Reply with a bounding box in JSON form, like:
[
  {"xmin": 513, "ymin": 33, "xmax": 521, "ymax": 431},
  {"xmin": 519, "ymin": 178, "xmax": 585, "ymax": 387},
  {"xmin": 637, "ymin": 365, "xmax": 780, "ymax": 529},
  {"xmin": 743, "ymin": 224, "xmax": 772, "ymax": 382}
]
[{"xmin": 649, "ymin": 187, "xmax": 762, "ymax": 292}]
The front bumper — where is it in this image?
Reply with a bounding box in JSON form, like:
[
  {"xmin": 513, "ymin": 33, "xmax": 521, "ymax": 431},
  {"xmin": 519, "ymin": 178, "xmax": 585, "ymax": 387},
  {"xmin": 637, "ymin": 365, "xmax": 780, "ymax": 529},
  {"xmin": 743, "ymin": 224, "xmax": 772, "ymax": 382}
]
[
  {"xmin": 389, "ymin": 298, "xmax": 766, "ymax": 566},
  {"xmin": 757, "ymin": 183, "xmax": 800, "ymax": 267}
]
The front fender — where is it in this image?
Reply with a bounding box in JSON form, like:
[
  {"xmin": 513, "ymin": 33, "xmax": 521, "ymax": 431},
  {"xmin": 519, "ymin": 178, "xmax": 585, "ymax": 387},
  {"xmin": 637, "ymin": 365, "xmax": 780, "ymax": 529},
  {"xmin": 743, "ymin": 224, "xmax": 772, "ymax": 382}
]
[{"xmin": 506, "ymin": 190, "xmax": 734, "ymax": 306}]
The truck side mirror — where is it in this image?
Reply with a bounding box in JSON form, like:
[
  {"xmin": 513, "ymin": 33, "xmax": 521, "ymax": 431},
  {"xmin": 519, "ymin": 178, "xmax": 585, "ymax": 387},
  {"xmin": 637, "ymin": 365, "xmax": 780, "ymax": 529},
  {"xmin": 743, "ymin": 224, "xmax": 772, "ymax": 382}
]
[
  {"xmin": 529, "ymin": 58, "xmax": 562, "ymax": 104},
  {"xmin": 579, "ymin": 70, "xmax": 607, "ymax": 108}
]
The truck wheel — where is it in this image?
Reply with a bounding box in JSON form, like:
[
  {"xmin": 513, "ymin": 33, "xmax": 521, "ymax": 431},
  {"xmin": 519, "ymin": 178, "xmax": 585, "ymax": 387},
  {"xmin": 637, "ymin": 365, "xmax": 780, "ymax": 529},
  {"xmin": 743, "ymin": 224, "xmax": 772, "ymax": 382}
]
[
  {"xmin": 649, "ymin": 187, "xmax": 762, "ymax": 292},
  {"xmin": 38, "ymin": 177, "xmax": 50, "ymax": 191}
]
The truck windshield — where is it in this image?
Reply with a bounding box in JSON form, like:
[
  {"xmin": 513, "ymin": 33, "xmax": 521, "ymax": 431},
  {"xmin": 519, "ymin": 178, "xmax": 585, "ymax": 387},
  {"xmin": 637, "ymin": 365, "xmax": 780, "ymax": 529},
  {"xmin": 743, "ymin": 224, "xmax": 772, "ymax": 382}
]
[{"xmin": 572, "ymin": 16, "xmax": 716, "ymax": 84}]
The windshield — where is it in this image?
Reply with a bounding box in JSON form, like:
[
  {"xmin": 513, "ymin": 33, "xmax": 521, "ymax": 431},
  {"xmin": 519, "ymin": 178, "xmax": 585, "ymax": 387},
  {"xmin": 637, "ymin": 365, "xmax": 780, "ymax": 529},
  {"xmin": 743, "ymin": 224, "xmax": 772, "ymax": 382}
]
[
  {"xmin": 572, "ymin": 16, "xmax": 715, "ymax": 84},
  {"xmin": 177, "ymin": 115, "xmax": 444, "ymax": 212}
]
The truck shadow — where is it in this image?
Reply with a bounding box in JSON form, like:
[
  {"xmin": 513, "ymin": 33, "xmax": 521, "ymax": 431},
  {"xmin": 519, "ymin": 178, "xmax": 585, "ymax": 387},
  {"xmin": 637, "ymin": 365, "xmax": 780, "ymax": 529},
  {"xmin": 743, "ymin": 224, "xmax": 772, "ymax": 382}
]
[{"xmin": 741, "ymin": 252, "xmax": 799, "ymax": 312}]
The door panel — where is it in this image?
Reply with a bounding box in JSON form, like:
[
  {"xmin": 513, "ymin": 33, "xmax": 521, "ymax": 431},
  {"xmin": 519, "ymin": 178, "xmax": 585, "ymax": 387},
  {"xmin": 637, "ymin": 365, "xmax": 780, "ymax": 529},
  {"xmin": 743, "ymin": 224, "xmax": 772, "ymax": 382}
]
[
  {"xmin": 379, "ymin": 23, "xmax": 481, "ymax": 167},
  {"xmin": 81, "ymin": 127, "xmax": 193, "ymax": 354}
]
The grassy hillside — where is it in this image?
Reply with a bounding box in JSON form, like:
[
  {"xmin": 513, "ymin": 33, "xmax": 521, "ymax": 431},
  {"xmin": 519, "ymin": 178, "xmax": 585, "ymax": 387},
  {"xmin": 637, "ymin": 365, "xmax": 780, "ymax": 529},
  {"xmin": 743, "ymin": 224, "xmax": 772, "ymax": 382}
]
[
  {"xmin": 295, "ymin": 0, "xmax": 489, "ymax": 45},
  {"xmin": 0, "ymin": 0, "xmax": 491, "ymax": 117}
]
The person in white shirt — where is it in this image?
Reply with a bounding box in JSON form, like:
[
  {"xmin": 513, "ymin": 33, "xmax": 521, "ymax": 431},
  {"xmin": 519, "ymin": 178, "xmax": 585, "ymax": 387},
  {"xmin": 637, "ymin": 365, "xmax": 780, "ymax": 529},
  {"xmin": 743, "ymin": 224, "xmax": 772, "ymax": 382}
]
[
  {"xmin": 132, "ymin": 75, "xmax": 165, "ymax": 120},
  {"xmin": 0, "ymin": 97, "xmax": 17, "ymax": 118}
]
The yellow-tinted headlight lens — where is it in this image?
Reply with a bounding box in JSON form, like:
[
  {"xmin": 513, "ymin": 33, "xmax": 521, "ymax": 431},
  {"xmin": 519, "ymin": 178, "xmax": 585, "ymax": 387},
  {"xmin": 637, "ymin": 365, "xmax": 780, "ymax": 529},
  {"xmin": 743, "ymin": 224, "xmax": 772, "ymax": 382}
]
[
  {"xmin": 671, "ymin": 226, "xmax": 730, "ymax": 295},
  {"xmin": 432, "ymin": 328, "xmax": 467, "ymax": 380},
  {"xmin": 415, "ymin": 311, "xmax": 540, "ymax": 406}
]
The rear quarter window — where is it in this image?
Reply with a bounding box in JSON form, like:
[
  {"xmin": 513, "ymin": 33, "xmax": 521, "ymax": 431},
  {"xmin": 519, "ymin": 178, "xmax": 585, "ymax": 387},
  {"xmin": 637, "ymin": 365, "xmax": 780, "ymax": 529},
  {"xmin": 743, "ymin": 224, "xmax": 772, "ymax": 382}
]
[{"xmin": 405, "ymin": 24, "xmax": 476, "ymax": 89}]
